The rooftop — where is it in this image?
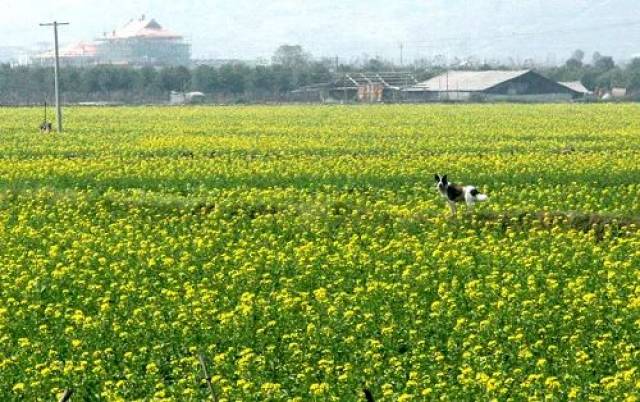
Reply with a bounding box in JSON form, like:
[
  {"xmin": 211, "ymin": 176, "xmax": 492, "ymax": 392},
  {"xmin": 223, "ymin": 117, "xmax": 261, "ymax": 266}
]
[
  {"xmin": 101, "ymin": 16, "xmax": 183, "ymax": 40},
  {"xmin": 333, "ymin": 72, "xmax": 419, "ymax": 89},
  {"xmin": 410, "ymin": 70, "xmax": 531, "ymax": 92},
  {"xmin": 559, "ymin": 81, "xmax": 592, "ymax": 94}
]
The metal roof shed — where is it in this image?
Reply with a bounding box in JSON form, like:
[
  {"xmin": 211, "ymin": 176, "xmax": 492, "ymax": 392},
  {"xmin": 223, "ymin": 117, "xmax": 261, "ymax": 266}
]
[{"xmin": 404, "ymin": 70, "xmax": 582, "ymax": 102}]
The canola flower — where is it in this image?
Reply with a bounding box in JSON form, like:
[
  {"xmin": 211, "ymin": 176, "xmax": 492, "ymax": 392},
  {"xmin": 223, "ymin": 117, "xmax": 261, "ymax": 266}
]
[{"xmin": 0, "ymin": 104, "xmax": 639, "ymax": 400}]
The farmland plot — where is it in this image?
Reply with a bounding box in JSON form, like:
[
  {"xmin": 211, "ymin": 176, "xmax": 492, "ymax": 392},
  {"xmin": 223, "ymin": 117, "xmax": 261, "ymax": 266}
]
[{"xmin": 0, "ymin": 105, "xmax": 639, "ymax": 401}]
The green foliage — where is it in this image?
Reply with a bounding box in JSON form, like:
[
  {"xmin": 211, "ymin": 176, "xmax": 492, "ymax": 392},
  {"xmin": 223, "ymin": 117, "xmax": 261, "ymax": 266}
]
[
  {"xmin": 0, "ymin": 105, "xmax": 640, "ymax": 400},
  {"xmin": 0, "ymin": 60, "xmax": 334, "ymax": 104},
  {"xmin": 272, "ymin": 44, "xmax": 311, "ymax": 69},
  {"xmin": 159, "ymin": 66, "xmax": 192, "ymax": 92},
  {"xmin": 192, "ymin": 65, "xmax": 218, "ymax": 93}
]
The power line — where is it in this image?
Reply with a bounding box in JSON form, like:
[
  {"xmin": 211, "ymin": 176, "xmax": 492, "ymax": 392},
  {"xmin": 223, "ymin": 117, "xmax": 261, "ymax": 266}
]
[{"xmin": 39, "ymin": 21, "xmax": 69, "ymax": 133}]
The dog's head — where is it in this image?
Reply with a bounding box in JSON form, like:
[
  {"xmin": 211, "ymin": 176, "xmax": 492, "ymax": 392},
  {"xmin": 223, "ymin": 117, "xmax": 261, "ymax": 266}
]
[{"xmin": 434, "ymin": 174, "xmax": 448, "ymax": 192}]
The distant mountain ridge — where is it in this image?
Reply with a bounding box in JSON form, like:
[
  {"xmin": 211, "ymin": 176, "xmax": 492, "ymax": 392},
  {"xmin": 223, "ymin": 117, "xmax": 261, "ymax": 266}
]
[
  {"xmin": 402, "ymin": 0, "xmax": 640, "ymax": 63},
  {"xmin": 1, "ymin": 0, "xmax": 638, "ymax": 63}
]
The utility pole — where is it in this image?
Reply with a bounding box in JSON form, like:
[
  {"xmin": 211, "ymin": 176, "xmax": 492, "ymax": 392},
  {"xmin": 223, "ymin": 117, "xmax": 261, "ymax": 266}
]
[
  {"xmin": 399, "ymin": 43, "xmax": 404, "ymax": 67},
  {"xmin": 40, "ymin": 21, "xmax": 69, "ymax": 133}
]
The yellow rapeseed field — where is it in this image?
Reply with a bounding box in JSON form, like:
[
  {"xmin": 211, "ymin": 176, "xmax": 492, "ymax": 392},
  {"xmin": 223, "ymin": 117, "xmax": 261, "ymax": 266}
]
[{"xmin": 0, "ymin": 105, "xmax": 639, "ymax": 401}]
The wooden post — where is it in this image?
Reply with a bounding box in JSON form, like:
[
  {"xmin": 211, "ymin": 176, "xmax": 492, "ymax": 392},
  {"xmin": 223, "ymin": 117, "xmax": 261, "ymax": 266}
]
[
  {"xmin": 39, "ymin": 21, "xmax": 70, "ymax": 132},
  {"xmin": 198, "ymin": 353, "xmax": 218, "ymax": 402},
  {"xmin": 58, "ymin": 389, "xmax": 74, "ymax": 402}
]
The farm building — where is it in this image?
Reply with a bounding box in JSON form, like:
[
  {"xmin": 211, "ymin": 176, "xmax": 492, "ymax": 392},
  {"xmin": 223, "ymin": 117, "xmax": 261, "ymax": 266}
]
[
  {"xmin": 559, "ymin": 81, "xmax": 592, "ymax": 97},
  {"xmin": 403, "ymin": 70, "xmax": 582, "ymax": 102},
  {"xmin": 95, "ymin": 16, "xmax": 191, "ymax": 67},
  {"xmin": 605, "ymin": 87, "xmax": 628, "ymax": 100},
  {"xmin": 291, "ymin": 72, "xmax": 419, "ymax": 103}
]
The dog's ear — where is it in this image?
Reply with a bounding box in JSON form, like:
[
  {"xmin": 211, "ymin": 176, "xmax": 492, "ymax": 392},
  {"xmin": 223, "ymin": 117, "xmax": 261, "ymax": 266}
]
[
  {"xmin": 434, "ymin": 174, "xmax": 440, "ymax": 182},
  {"xmin": 442, "ymin": 175, "xmax": 448, "ymax": 183}
]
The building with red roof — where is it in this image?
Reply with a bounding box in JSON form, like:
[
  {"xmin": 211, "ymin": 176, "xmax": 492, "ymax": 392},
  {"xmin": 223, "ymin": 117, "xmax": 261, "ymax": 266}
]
[
  {"xmin": 96, "ymin": 15, "xmax": 191, "ymax": 66},
  {"xmin": 35, "ymin": 15, "xmax": 190, "ymax": 67}
]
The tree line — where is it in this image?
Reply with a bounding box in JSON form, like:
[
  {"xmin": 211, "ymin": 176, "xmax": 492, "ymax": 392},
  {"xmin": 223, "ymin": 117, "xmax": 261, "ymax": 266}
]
[
  {"xmin": 543, "ymin": 50, "xmax": 640, "ymax": 94},
  {"xmin": 0, "ymin": 63, "xmax": 335, "ymax": 105},
  {"xmin": 0, "ymin": 46, "xmax": 336, "ymax": 104},
  {"xmin": 1, "ymin": 45, "xmax": 639, "ymax": 105}
]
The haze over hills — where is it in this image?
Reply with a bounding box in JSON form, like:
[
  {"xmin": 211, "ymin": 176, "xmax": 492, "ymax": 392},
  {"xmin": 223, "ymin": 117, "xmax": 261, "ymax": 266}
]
[{"xmin": 1, "ymin": 0, "xmax": 639, "ymax": 64}]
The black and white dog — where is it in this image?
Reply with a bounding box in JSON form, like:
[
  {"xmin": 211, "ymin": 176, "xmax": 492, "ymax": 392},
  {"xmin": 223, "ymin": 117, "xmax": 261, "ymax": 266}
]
[{"xmin": 435, "ymin": 174, "xmax": 488, "ymax": 217}]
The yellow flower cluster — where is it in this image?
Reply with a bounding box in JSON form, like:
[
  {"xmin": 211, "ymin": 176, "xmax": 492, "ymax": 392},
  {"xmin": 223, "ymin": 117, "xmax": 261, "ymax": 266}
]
[{"xmin": 0, "ymin": 104, "xmax": 639, "ymax": 400}]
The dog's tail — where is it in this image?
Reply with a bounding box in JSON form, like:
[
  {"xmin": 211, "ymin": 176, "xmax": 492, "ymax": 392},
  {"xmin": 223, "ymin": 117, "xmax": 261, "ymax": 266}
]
[{"xmin": 464, "ymin": 186, "xmax": 489, "ymax": 203}]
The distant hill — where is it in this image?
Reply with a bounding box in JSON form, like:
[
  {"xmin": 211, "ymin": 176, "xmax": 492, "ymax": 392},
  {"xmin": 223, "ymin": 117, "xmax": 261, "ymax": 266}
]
[
  {"xmin": 1, "ymin": 0, "xmax": 638, "ymax": 64},
  {"xmin": 409, "ymin": 0, "xmax": 640, "ymax": 63}
]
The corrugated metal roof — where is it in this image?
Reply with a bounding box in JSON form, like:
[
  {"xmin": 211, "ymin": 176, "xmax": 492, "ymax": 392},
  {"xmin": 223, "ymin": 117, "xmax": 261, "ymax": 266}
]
[
  {"xmin": 333, "ymin": 72, "xmax": 418, "ymax": 89},
  {"xmin": 559, "ymin": 81, "xmax": 591, "ymax": 94},
  {"xmin": 104, "ymin": 17, "xmax": 182, "ymax": 40},
  {"xmin": 412, "ymin": 70, "xmax": 531, "ymax": 92}
]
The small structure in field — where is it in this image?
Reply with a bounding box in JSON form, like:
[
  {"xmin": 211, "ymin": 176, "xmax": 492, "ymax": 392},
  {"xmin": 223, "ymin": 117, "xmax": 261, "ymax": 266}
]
[
  {"xmin": 334, "ymin": 72, "xmax": 419, "ymax": 102},
  {"xmin": 403, "ymin": 70, "xmax": 582, "ymax": 102},
  {"xmin": 291, "ymin": 72, "xmax": 419, "ymax": 103},
  {"xmin": 170, "ymin": 91, "xmax": 206, "ymax": 105},
  {"xmin": 39, "ymin": 121, "xmax": 52, "ymax": 133},
  {"xmin": 600, "ymin": 87, "xmax": 628, "ymax": 100},
  {"xmin": 612, "ymin": 87, "xmax": 627, "ymax": 97}
]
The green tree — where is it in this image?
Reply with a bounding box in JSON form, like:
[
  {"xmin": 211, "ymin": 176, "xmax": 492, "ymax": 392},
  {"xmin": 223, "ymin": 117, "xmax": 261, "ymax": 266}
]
[
  {"xmin": 192, "ymin": 65, "xmax": 219, "ymax": 93},
  {"xmin": 218, "ymin": 64, "xmax": 248, "ymax": 94},
  {"xmin": 253, "ymin": 65, "xmax": 276, "ymax": 93},
  {"xmin": 272, "ymin": 45, "xmax": 310, "ymax": 69},
  {"xmin": 570, "ymin": 49, "xmax": 585, "ymax": 63},
  {"xmin": 136, "ymin": 67, "xmax": 160, "ymax": 94},
  {"xmin": 595, "ymin": 56, "xmax": 615, "ymax": 71},
  {"xmin": 626, "ymin": 58, "xmax": 640, "ymax": 90},
  {"xmin": 158, "ymin": 66, "xmax": 192, "ymax": 92},
  {"xmin": 363, "ymin": 58, "xmax": 386, "ymax": 72}
]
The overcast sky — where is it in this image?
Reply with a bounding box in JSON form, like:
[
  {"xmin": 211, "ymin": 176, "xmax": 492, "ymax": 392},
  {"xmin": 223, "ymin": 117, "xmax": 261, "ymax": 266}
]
[{"xmin": 1, "ymin": 0, "xmax": 640, "ymax": 63}]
